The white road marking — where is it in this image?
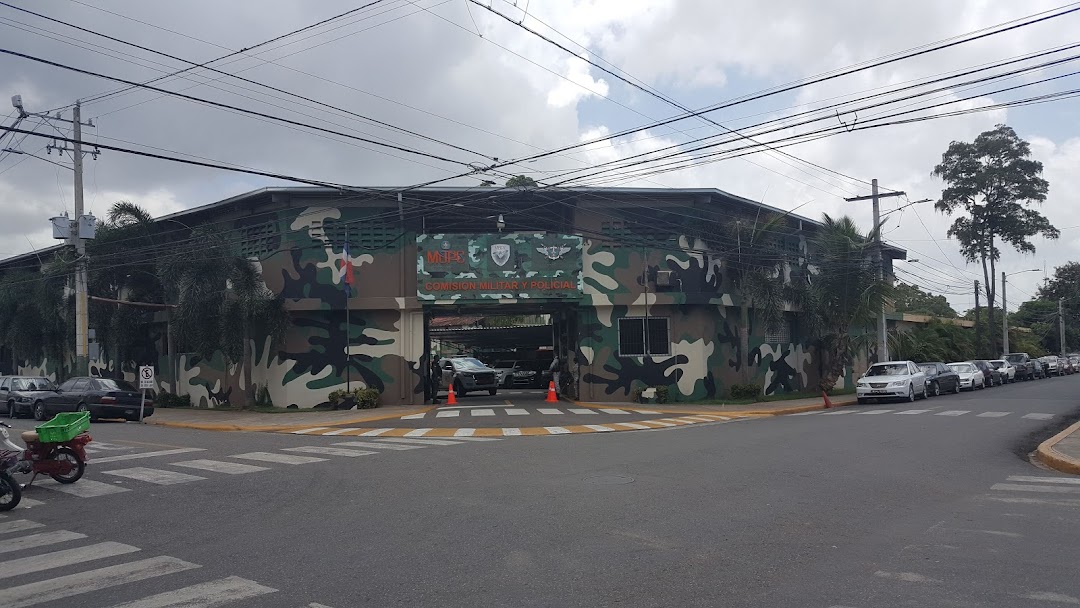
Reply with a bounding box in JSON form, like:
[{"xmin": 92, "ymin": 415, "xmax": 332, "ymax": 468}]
[
  {"xmin": 4, "ymin": 556, "xmax": 200, "ymax": 608},
  {"xmin": 641, "ymin": 420, "xmax": 676, "ymax": 427},
  {"xmin": 820, "ymin": 410, "xmax": 855, "ymax": 415},
  {"xmin": 471, "ymin": 409, "xmax": 496, "ymax": 416},
  {"xmin": 403, "ymin": 428, "xmax": 432, "ymax": 437},
  {"xmin": 435, "ymin": 410, "xmax": 460, "ymax": 418},
  {"xmin": 86, "ymin": 441, "xmax": 132, "ymax": 451},
  {"xmin": 977, "ymin": 412, "xmax": 1010, "ymax": 417},
  {"xmin": 616, "ymin": 423, "xmax": 651, "ymax": 430},
  {"xmin": 856, "ymin": 409, "xmax": 893, "ymax": 415},
  {"xmin": 0, "ymin": 530, "xmax": 86, "ymax": 555},
  {"xmin": 991, "ymin": 483, "xmax": 1080, "ymax": 494},
  {"xmin": 376, "ymin": 438, "xmax": 463, "ymax": 446},
  {"xmin": 230, "ymin": 452, "xmax": 327, "ymax": 465},
  {"xmin": 332, "ymin": 441, "xmax": 422, "ymax": 451},
  {"xmin": 633, "ymin": 410, "xmax": 660, "ymax": 414},
  {"xmin": 1008, "ymin": 475, "xmax": 1080, "ymax": 486},
  {"xmin": 1, "ymin": 542, "xmax": 139, "ymax": 580},
  {"xmin": 0, "ymin": 520, "xmax": 43, "ymax": 535},
  {"xmin": 985, "ymin": 496, "xmax": 1080, "ymax": 507},
  {"xmin": 599, "ymin": 409, "xmax": 630, "ymax": 415},
  {"xmin": 659, "ymin": 418, "xmax": 692, "ymax": 425},
  {"xmin": 895, "ymin": 409, "xmax": 930, "ymax": 415},
  {"xmin": 321, "ymin": 428, "xmax": 361, "ymax": 436},
  {"xmin": 544, "ymin": 427, "xmax": 571, "ymax": 434},
  {"xmin": 537, "ymin": 408, "xmax": 563, "ymax": 415},
  {"xmin": 36, "ymin": 478, "xmax": 131, "ymax": 498},
  {"xmin": 936, "ymin": 410, "xmax": 970, "ymax": 416},
  {"xmin": 16, "ymin": 497, "xmax": 45, "ymax": 508},
  {"xmin": 292, "ymin": 427, "xmax": 332, "ymax": 434},
  {"xmin": 681, "ymin": 416, "xmax": 717, "ymax": 422},
  {"xmin": 90, "ymin": 448, "xmax": 206, "ymax": 464},
  {"xmin": 399, "ymin": 414, "xmax": 426, "ymax": 420},
  {"xmin": 283, "ymin": 446, "xmax": 376, "ymax": 457},
  {"xmin": 787, "ymin": 411, "xmax": 819, "ymax": 416},
  {"xmin": 171, "ymin": 460, "xmax": 269, "ymax": 474},
  {"xmin": 505, "ymin": 408, "xmax": 529, "ymax": 416},
  {"xmin": 1020, "ymin": 591, "xmax": 1080, "ymax": 604},
  {"xmin": 502, "ymin": 428, "xmax": 522, "ymax": 436},
  {"xmin": 569, "ymin": 408, "xmax": 598, "ymax": 415},
  {"xmin": 107, "ymin": 576, "xmax": 278, "ymax": 608},
  {"xmin": 873, "ymin": 571, "xmax": 940, "ymax": 583},
  {"xmin": 103, "ymin": 467, "xmax": 206, "ymax": 485},
  {"xmin": 452, "ymin": 428, "xmax": 476, "ymax": 437},
  {"xmin": 451, "ymin": 436, "xmax": 501, "ymax": 441},
  {"xmin": 585, "ymin": 425, "xmax": 614, "ymax": 432},
  {"xmin": 1022, "ymin": 413, "xmax": 1055, "ymax": 420},
  {"xmin": 357, "ymin": 428, "xmax": 392, "ymax": 437}
]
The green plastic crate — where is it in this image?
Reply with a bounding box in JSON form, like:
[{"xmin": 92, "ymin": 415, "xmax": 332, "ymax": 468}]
[{"xmin": 35, "ymin": 412, "xmax": 90, "ymax": 443}]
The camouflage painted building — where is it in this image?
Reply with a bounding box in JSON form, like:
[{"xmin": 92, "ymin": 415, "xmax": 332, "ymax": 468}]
[{"xmin": 0, "ymin": 187, "xmax": 904, "ymax": 407}]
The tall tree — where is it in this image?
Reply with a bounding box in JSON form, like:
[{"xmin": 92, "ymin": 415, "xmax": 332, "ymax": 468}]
[
  {"xmin": 505, "ymin": 175, "xmax": 538, "ymax": 188},
  {"xmin": 891, "ymin": 282, "xmax": 957, "ymax": 317},
  {"xmin": 801, "ymin": 214, "xmax": 891, "ymax": 391},
  {"xmin": 932, "ymin": 124, "xmax": 1058, "ymax": 357}
]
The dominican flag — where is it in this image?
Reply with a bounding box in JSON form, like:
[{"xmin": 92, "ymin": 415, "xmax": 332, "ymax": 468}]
[{"xmin": 341, "ymin": 241, "xmax": 355, "ymax": 296}]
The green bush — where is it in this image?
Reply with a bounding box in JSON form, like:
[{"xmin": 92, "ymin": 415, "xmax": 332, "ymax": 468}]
[
  {"xmin": 729, "ymin": 383, "xmax": 761, "ymax": 400},
  {"xmin": 654, "ymin": 385, "xmax": 670, "ymax": 404},
  {"xmin": 254, "ymin": 383, "xmax": 273, "ymax": 408},
  {"xmin": 630, "ymin": 386, "xmax": 644, "ymax": 403},
  {"xmin": 156, "ymin": 393, "xmax": 191, "ymax": 408},
  {"xmin": 353, "ymin": 388, "xmax": 380, "ymax": 409}
]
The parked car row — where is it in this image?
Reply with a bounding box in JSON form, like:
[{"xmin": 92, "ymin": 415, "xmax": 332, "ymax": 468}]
[
  {"xmin": 855, "ymin": 352, "xmax": 1077, "ymax": 404},
  {"xmin": 2, "ymin": 375, "xmax": 153, "ymax": 421}
]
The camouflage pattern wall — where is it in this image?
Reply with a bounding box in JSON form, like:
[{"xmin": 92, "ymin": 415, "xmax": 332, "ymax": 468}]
[{"xmin": 5, "ymin": 189, "xmax": 869, "ymax": 407}]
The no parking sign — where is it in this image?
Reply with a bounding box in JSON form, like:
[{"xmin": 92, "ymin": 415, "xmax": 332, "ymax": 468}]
[{"xmin": 138, "ymin": 366, "xmax": 155, "ymax": 390}]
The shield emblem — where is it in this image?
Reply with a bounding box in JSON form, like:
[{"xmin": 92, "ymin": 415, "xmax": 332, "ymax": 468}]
[{"xmin": 490, "ymin": 244, "xmax": 511, "ymax": 267}]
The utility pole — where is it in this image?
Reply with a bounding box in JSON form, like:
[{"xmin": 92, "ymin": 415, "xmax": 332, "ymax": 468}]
[
  {"xmin": 12, "ymin": 95, "xmax": 98, "ymax": 377},
  {"xmin": 1059, "ymin": 298, "xmax": 1066, "ymax": 354},
  {"xmin": 974, "ymin": 280, "xmax": 982, "ymax": 358},
  {"xmin": 845, "ymin": 179, "xmax": 905, "ymax": 362},
  {"xmin": 1001, "ymin": 271, "xmax": 1009, "ymax": 356}
]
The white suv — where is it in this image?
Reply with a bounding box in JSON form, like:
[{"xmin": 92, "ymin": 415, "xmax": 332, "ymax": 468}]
[{"xmin": 856, "ymin": 361, "xmax": 928, "ymax": 404}]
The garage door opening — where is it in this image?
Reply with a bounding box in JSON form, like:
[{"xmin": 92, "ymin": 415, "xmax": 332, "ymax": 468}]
[{"xmin": 423, "ymin": 306, "xmax": 577, "ymax": 403}]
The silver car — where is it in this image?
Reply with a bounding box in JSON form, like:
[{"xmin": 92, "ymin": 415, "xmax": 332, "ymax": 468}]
[{"xmin": 439, "ymin": 357, "xmax": 499, "ymax": 396}]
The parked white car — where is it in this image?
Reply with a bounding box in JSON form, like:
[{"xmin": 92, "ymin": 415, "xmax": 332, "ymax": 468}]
[
  {"xmin": 856, "ymin": 361, "xmax": 928, "ymax": 404},
  {"xmin": 988, "ymin": 359, "xmax": 1016, "ymax": 383},
  {"xmin": 948, "ymin": 361, "xmax": 985, "ymax": 390}
]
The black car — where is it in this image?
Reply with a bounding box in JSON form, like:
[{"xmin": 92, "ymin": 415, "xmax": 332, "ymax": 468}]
[
  {"xmin": 971, "ymin": 360, "xmax": 1002, "ymax": 387},
  {"xmin": 1, "ymin": 376, "xmax": 61, "ymax": 418},
  {"xmin": 917, "ymin": 362, "xmax": 961, "ymax": 396},
  {"xmin": 40, "ymin": 377, "xmax": 154, "ymax": 421},
  {"xmin": 507, "ymin": 360, "xmax": 553, "ymax": 389}
]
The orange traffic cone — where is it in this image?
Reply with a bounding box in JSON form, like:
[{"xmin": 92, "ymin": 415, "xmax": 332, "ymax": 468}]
[
  {"xmin": 446, "ymin": 384, "xmax": 458, "ymax": 405},
  {"xmin": 546, "ymin": 381, "xmax": 558, "ymax": 403},
  {"xmin": 822, "ymin": 391, "xmax": 833, "ymax": 409}
]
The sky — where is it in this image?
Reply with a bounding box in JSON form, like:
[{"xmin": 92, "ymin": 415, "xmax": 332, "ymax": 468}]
[{"xmin": 2, "ymin": 0, "xmax": 1080, "ymax": 313}]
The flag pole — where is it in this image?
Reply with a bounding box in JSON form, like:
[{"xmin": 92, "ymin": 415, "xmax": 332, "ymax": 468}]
[{"xmin": 345, "ymin": 229, "xmax": 351, "ymax": 392}]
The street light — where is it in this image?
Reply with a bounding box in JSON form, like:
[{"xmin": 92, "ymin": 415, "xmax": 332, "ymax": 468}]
[{"xmin": 1002, "ymin": 268, "xmax": 1041, "ymax": 355}]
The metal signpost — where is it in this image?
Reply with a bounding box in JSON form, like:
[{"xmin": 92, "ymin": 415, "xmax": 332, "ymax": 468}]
[{"xmin": 138, "ymin": 366, "xmax": 155, "ymax": 423}]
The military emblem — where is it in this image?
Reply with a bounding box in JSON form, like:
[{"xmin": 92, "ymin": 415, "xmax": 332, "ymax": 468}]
[
  {"xmin": 441, "ymin": 240, "xmax": 451, "ymax": 250},
  {"xmin": 537, "ymin": 245, "xmax": 572, "ymax": 260},
  {"xmin": 490, "ymin": 243, "xmax": 511, "ymax": 267}
]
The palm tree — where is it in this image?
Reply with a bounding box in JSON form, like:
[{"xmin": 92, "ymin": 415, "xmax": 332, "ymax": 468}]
[
  {"xmin": 159, "ymin": 226, "xmax": 290, "ymax": 406},
  {"xmin": 0, "ymin": 265, "xmax": 70, "ymax": 374},
  {"xmin": 801, "ymin": 214, "xmax": 891, "ymax": 392},
  {"xmin": 726, "ymin": 214, "xmax": 803, "ymax": 383}
]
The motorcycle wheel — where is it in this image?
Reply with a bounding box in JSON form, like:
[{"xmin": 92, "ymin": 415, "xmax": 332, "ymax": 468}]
[
  {"xmin": 49, "ymin": 446, "xmax": 85, "ymax": 484},
  {"xmin": 0, "ymin": 470, "xmax": 21, "ymax": 511}
]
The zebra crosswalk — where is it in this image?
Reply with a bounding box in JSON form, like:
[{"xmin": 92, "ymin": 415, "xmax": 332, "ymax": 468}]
[
  {"xmin": 789, "ymin": 408, "xmax": 1057, "ymax": 420},
  {"xmin": 0, "ymin": 519, "xmax": 327, "ymax": 607},
  {"xmin": 7, "ymin": 437, "xmax": 500, "ymax": 512},
  {"xmin": 404, "ymin": 406, "xmax": 662, "ymax": 420}
]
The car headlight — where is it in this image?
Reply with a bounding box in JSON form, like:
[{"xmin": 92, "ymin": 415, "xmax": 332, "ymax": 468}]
[
  {"xmin": 856, "ymin": 380, "xmax": 869, "ymax": 386},
  {"xmin": 888, "ymin": 380, "xmax": 907, "ymax": 387},
  {"xmin": 16, "ymin": 396, "xmax": 30, "ymax": 403}
]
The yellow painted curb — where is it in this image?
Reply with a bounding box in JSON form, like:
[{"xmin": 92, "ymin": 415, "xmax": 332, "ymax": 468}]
[
  {"xmin": 1035, "ymin": 420, "xmax": 1080, "ymax": 476},
  {"xmin": 147, "ymin": 406, "xmax": 436, "ymax": 433}
]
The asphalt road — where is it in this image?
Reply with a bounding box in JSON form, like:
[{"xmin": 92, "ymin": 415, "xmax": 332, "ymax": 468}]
[{"xmin": 3, "ymin": 375, "xmax": 1079, "ymax": 607}]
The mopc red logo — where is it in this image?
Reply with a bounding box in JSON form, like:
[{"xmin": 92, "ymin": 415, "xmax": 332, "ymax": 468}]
[{"xmin": 426, "ymin": 250, "xmax": 465, "ymax": 264}]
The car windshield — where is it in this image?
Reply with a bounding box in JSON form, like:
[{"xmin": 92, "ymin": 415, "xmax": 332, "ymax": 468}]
[
  {"xmin": 13, "ymin": 377, "xmax": 56, "ymax": 391},
  {"xmin": 1003, "ymin": 354, "xmax": 1026, "ymax": 363},
  {"xmin": 865, "ymin": 364, "xmax": 909, "ymax": 377},
  {"xmin": 948, "ymin": 363, "xmax": 976, "ymax": 373},
  {"xmin": 96, "ymin": 379, "xmax": 136, "ymax": 391},
  {"xmin": 451, "ymin": 358, "xmax": 489, "ymax": 371},
  {"xmin": 989, "ymin": 361, "xmax": 1005, "ymax": 369},
  {"xmin": 918, "ymin": 365, "xmax": 937, "ymax": 375}
]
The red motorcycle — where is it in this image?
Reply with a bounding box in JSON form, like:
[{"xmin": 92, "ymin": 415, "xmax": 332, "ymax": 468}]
[{"xmin": 0, "ymin": 418, "xmax": 91, "ymax": 511}]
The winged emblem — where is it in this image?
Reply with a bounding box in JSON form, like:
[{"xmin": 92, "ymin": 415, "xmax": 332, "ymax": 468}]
[
  {"xmin": 537, "ymin": 245, "xmax": 572, "ymax": 260},
  {"xmin": 490, "ymin": 243, "xmax": 511, "ymax": 267}
]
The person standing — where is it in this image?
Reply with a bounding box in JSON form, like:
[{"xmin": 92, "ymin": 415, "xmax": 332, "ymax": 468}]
[{"xmin": 549, "ymin": 356, "xmax": 561, "ymax": 397}]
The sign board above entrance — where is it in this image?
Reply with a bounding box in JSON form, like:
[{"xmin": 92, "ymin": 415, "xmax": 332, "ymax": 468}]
[{"xmin": 417, "ymin": 233, "xmax": 583, "ymax": 301}]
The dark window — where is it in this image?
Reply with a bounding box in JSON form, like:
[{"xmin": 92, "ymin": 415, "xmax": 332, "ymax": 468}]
[
  {"xmin": 95, "ymin": 379, "xmax": 136, "ymax": 391},
  {"xmin": 70, "ymin": 378, "xmax": 90, "ymax": 392},
  {"xmin": 618, "ymin": 317, "xmax": 670, "ymax": 357},
  {"xmin": 0, "ymin": 377, "xmax": 8, "ymax": 391},
  {"xmin": 59, "ymin": 379, "xmax": 77, "ymax": 391}
]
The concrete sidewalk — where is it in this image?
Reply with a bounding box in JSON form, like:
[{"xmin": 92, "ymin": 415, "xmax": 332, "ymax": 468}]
[
  {"xmin": 145, "ymin": 405, "xmax": 433, "ymax": 432},
  {"xmin": 1037, "ymin": 420, "xmax": 1080, "ymax": 475},
  {"xmin": 145, "ymin": 393, "xmax": 854, "ymax": 433}
]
